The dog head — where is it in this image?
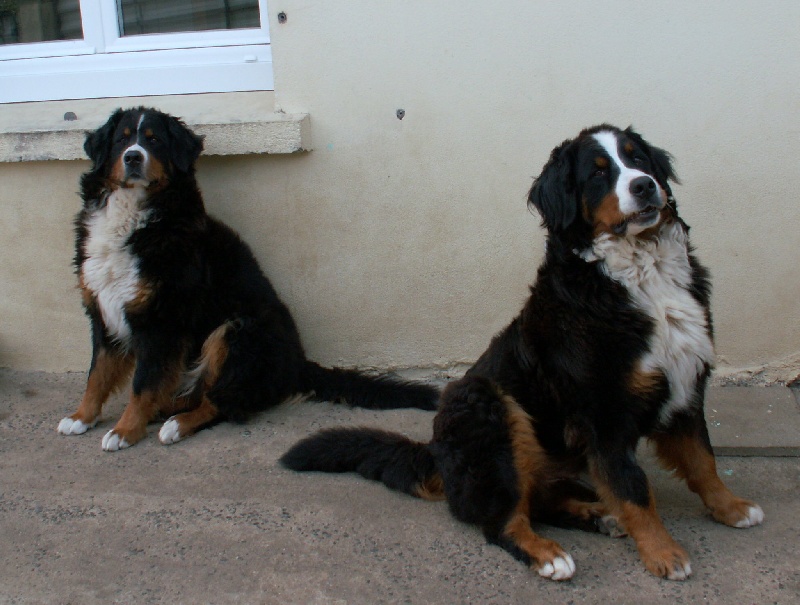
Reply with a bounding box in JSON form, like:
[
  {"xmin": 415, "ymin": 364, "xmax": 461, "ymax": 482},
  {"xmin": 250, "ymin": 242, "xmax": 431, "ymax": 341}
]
[
  {"xmin": 528, "ymin": 125, "xmax": 678, "ymax": 240},
  {"xmin": 83, "ymin": 107, "xmax": 204, "ymax": 192}
]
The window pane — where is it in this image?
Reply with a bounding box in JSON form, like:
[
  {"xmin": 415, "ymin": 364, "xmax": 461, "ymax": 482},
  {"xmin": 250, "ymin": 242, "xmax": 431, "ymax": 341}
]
[
  {"xmin": 0, "ymin": 0, "xmax": 82, "ymax": 45},
  {"xmin": 119, "ymin": 0, "xmax": 260, "ymax": 36}
]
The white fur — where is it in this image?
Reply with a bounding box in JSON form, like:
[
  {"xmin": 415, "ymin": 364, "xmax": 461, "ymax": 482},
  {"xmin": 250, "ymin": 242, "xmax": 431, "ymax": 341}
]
[
  {"xmin": 101, "ymin": 430, "xmax": 130, "ymax": 451},
  {"xmin": 667, "ymin": 560, "xmax": 692, "ymax": 581},
  {"xmin": 735, "ymin": 505, "xmax": 765, "ymax": 528},
  {"xmin": 593, "ymin": 131, "xmax": 664, "ymax": 235},
  {"xmin": 57, "ymin": 416, "xmax": 96, "ymax": 435},
  {"xmin": 158, "ymin": 418, "xmax": 183, "ymax": 445},
  {"xmin": 178, "ymin": 356, "xmax": 210, "ymax": 398},
  {"xmin": 537, "ymin": 553, "xmax": 576, "ymax": 581},
  {"xmin": 581, "ymin": 221, "xmax": 715, "ymax": 424},
  {"xmin": 123, "ymin": 142, "xmax": 150, "ymax": 179},
  {"xmin": 81, "ymin": 188, "xmax": 151, "ymax": 347}
]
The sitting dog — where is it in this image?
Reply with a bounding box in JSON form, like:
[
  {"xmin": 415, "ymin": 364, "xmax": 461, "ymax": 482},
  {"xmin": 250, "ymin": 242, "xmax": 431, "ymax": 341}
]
[
  {"xmin": 281, "ymin": 125, "xmax": 764, "ymax": 581},
  {"xmin": 58, "ymin": 107, "xmax": 438, "ymax": 451}
]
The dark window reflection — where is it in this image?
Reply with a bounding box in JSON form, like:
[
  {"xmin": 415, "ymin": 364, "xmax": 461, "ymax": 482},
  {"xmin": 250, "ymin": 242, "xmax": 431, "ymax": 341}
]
[
  {"xmin": 119, "ymin": 0, "xmax": 260, "ymax": 36},
  {"xmin": 0, "ymin": 0, "xmax": 82, "ymax": 45}
]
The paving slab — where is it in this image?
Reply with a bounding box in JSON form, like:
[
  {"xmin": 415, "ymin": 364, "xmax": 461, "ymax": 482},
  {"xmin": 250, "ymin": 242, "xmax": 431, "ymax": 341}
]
[
  {"xmin": 706, "ymin": 386, "xmax": 800, "ymax": 456},
  {"xmin": 1, "ymin": 370, "xmax": 799, "ymax": 605}
]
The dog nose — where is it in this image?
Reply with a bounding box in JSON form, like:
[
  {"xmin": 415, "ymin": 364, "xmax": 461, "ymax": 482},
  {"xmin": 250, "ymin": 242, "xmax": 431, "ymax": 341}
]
[
  {"xmin": 630, "ymin": 176, "xmax": 657, "ymax": 200},
  {"xmin": 124, "ymin": 150, "xmax": 143, "ymax": 167}
]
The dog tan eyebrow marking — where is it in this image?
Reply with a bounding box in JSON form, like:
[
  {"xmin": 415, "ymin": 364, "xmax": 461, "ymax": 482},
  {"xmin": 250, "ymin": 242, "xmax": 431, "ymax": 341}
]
[
  {"xmin": 595, "ymin": 156, "xmax": 609, "ymax": 168},
  {"xmin": 624, "ymin": 142, "xmax": 634, "ymax": 155},
  {"xmin": 144, "ymin": 129, "xmax": 153, "ymax": 138},
  {"xmin": 123, "ymin": 127, "xmax": 131, "ymax": 137}
]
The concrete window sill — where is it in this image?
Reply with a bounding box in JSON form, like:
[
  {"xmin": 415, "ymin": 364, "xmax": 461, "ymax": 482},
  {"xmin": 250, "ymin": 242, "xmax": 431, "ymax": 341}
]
[
  {"xmin": 0, "ymin": 114, "xmax": 310, "ymax": 163},
  {"xmin": 0, "ymin": 94, "xmax": 310, "ymax": 162}
]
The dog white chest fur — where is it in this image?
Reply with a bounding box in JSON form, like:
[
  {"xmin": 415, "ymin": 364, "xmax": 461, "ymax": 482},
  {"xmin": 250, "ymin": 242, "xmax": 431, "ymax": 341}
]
[
  {"xmin": 584, "ymin": 222, "xmax": 715, "ymax": 423},
  {"xmin": 82, "ymin": 188, "xmax": 150, "ymax": 346}
]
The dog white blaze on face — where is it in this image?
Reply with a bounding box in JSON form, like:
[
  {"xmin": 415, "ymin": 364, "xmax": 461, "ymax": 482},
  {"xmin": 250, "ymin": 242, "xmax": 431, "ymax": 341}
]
[
  {"xmin": 592, "ymin": 130, "xmax": 665, "ymax": 236},
  {"xmin": 122, "ymin": 142, "xmax": 150, "ymax": 183}
]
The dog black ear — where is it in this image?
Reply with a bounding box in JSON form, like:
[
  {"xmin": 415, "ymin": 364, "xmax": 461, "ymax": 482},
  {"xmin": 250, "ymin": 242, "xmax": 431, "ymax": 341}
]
[
  {"xmin": 167, "ymin": 115, "xmax": 204, "ymax": 173},
  {"xmin": 625, "ymin": 126, "xmax": 680, "ymax": 193},
  {"xmin": 528, "ymin": 138, "xmax": 577, "ymax": 233},
  {"xmin": 84, "ymin": 108, "xmax": 124, "ymax": 171}
]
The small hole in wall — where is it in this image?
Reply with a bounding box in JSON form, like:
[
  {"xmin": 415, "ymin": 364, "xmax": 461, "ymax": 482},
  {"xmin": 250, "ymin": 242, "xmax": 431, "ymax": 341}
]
[
  {"xmin": 64, "ymin": 112, "xmax": 77, "ymax": 121},
  {"xmin": 277, "ymin": 12, "xmax": 287, "ymax": 24},
  {"xmin": 396, "ymin": 109, "xmax": 405, "ymax": 120}
]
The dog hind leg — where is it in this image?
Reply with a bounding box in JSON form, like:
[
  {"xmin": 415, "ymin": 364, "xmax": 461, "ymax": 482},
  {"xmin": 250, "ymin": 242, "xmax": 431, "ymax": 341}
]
[
  {"xmin": 159, "ymin": 316, "xmax": 303, "ymax": 444},
  {"xmin": 434, "ymin": 376, "xmax": 575, "ymax": 580}
]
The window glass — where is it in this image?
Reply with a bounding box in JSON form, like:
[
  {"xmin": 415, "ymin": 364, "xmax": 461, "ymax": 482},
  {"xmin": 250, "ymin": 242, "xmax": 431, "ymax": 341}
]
[
  {"xmin": 0, "ymin": 0, "xmax": 82, "ymax": 44},
  {"xmin": 118, "ymin": 0, "xmax": 260, "ymax": 36}
]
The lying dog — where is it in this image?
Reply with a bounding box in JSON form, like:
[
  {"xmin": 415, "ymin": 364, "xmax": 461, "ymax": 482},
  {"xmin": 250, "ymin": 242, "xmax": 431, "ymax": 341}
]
[
  {"xmin": 58, "ymin": 107, "xmax": 438, "ymax": 451},
  {"xmin": 281, "ymin": 125, "xmax": 763, "ymax": 581}
]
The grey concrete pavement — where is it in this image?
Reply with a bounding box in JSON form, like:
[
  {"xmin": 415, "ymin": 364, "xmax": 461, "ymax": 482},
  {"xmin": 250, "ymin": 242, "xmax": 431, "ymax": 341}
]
[{"xmin": 1, "ymin": 370, "xmax": 798, "ymax": 604}]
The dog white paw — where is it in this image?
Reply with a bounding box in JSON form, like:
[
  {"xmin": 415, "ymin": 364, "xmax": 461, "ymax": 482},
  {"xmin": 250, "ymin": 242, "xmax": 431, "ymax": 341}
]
[
  {"xmin": 597, "ymin": 514, "xmax": 627, "ymax": 538},
  {"xmin": 158, "ymin": 418, "xmax": 183, "ymax": 445},
  {"xmin": 735, "ymin": 505, "xmax": 765, "ymax": 528},
  {"xmin": 57, "ymin": 417, "xmax": 96, "ymax": 435},
  {"xmin": 101, "ymin": 430, "xmax": 130, "ymax": 451},
  {"xmin": 537, "ymin": 554, "xmax": 576, "ymax": 581},
  {"xmin": 666, "ymin": 561, "xmax": 692, "ymax": 581}
]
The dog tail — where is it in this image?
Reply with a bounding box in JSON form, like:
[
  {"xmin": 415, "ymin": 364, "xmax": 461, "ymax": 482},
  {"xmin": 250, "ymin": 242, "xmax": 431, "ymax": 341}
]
[
  {"xmin": 299, "ymin": 361, "xmax": 439, "ymax": 410},
  {"xmin": 280, "ymin": 427, "xmax": 445, "ymax": 501}
]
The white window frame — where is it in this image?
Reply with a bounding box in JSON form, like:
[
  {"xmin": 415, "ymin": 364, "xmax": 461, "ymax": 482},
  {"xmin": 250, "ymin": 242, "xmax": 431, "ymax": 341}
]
[{"xmin": 0, "ymin": 0, "xmax": 273, "ymax": 103}]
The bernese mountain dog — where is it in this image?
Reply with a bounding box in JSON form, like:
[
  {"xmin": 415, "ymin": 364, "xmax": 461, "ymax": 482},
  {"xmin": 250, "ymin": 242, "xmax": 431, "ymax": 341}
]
[
  {"xmin": 57, "ymin": 107, "xmax": 438, "ymax": 451},
  {"xmin": 281, "ymin": 125, "xmax": 764, "ymax": 581}
]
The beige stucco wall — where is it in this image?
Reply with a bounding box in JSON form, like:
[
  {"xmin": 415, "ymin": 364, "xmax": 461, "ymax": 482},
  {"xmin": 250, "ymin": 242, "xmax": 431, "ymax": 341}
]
[{"xmin": 1, "ymin": 1, "xmax": 798, "ymax": 379}]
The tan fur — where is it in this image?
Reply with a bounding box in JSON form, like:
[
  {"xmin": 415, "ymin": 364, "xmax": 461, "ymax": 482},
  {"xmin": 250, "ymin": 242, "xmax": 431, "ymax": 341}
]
[
  {"xmin": 108, "ymin": 364, "xmax": 183, "ymax": 446},
  {"xmin": 69, "ymin": 350, "xmax": 134, "ymax": 425},
  {"xmin": 124, "ymin": 282, "xmax": 154, "ymax": 314},
  {"xmin": 200, "ymin": 324, "xmax": 231, "ymax": 388},
  {"xmin": 414, "ymin": 473, "xmax": 446, "ymax": 501},
  {"xmin": 652, "ymin": 433, "xmax": 760, "ymax": 527},
  {"xmin": 592, "ymin": 192, "xmax": 626, "ymax": 236},
  {"xmin": 590, "ymin": 463, "xmax": 690, "ymax": 578},
  {"xmin": 77, "ymin": 272, "xmax": 94, "ymax": 309},
  {"xmin": 627, "ymin": 367, "xmax": 663, "ymax": 397},
  {"xmin": 499, "ymin": 393, "xmax": 572, "ymax": 571},
  {"xmin": 167, "ymin": 395, "xmax": 220, "ymax": 439}
]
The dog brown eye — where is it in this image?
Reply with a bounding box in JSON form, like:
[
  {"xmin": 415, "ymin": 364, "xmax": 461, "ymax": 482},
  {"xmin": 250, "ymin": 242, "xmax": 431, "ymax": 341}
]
[
  {"xmin": 594, "ymin": 168, "xmax": 607, "ymax": 178},
  {"xmin": 148, "ymin": 136, "xmax": 159, "ymax": 144}
]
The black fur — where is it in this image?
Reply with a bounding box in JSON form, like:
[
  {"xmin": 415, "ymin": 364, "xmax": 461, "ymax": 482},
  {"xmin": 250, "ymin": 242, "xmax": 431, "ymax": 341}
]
[
  {"xmin": 281, "ymin": 426, "xmax": 436, "ymax": 494},
  {"xmin": 62, "ymin": 107, "xmax": 438, "ymax": 450},
  {"xmin": 281, "ymin": 125, "xmax": 759, "ymax": 579}
]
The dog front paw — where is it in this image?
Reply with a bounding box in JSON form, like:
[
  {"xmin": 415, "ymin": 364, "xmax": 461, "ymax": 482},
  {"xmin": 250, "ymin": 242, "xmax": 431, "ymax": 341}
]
[
  {"xmin": 596, "ymin": 514, "xmax": 628, "ymax": 538},
  {"xmin": 711, "ymin": 497, "xmax": 765, "ymax": 529},
  {"xmin": 640, "ymin": 542, "xmax": 692, "ymax": 581},
  {"xmin": 101, "ymin": 429, "xmax": 133, "ymax": 451},
  {"xmin": 537, "ymin": 553, "xmax": 576, "ymax": 581},
  {"xmin": 733, "ymin": 503, "xmax": 764, "ymax": 528},
  {"xmin": 57, "ymin": 416, "xmax": 97, "ymax": 435},
  {"xmin": 158, "ymin": 417, "xmax": 183, "ymax": 445}
]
